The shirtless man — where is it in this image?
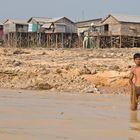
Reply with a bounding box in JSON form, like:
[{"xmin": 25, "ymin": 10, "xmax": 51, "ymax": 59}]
[{"xmin": 129, "ymin": 53, "xmax": 140, "ymax": 110}]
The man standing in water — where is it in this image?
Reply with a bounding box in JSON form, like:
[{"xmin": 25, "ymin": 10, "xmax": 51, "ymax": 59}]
[{"xmin": 129, "ymin": 53, "xmax": 140, "ymax": 110}]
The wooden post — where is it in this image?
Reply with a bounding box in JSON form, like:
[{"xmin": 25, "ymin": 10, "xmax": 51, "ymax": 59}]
[
  {"xmin": 14, "ymin": 32, "xmax": 16, "ymax": 47},
  {"xmin": 133, "ymin": 36, "xmax": 135, "ymax": 48},
  {"xmin": 119, "ymin": 35, "xmax": 122, "ymax": 48},
  {"xmin": 56, "ymin": 34, "xmax": 58, "ymax": 48},
  {"xmin": 27, "ymin": 33, "xmax": 29, "ymax": 47},
  {"xmin": 8, "ymin": 33, "xmax": 10, "ymax": 47},
  {"xmin": 111, "ymin": 35, "xmax": 113, "ymax": 48},
  {"xmin": 47, "ymin": 34, "xmax": 48, "ymax": 47},
  {"xmin": 20, "ymin": 32, "xmax": 22, "ymax": 47},
  {"xmin": 61, "ymin": 33, "xmax": 64, "ymax": 48},
  {"xmin": 49, "ymin": 34, "xmax": 50, "ymax": 47}
]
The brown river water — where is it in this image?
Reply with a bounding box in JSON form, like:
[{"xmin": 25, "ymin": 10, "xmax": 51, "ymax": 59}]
[{"xmin": 0, "ymin": 89, "xmax": 140, "ymax": 140}]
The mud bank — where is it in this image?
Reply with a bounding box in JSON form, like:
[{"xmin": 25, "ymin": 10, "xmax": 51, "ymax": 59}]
[{"xmin": 0, "ymin": 47, "xmax": 137, "ymax": 93}]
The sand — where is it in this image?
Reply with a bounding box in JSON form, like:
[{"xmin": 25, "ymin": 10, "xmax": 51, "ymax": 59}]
[
  {"xmin": 0, "ymin": 47, "xmax": 140, "ymax": 139},
  {"xmin": 0, "ymin": 47, "xmax": 137, "ymax": 93},
  {"xmin": 0, "ymin": 89, "xmax": 140, "ymax": 140}
]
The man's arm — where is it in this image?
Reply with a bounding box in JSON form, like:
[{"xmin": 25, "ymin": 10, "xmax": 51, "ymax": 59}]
[{"xmin": 129, "ymin": 70, "xmax": 134, "ymax": 94}]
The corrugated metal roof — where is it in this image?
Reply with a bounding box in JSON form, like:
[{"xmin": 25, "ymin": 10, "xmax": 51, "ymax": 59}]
[
  {"xmin": 28, "ymin": 17, "xmax": 51, "ymax": 23},
  {"xmin": 103, "ymin": 14, "xmax": 140, "ymax": 23},
  {"xmin": 46, "ymin": 17, "xmax": 74, "ymax": 24},
  {"xmin": 47, "ymin": 17, "xmax": 64, "ymax": 23},
  {"xmin": 4, "ymin": 19, "xmax": 28, "ymax": 25},
  {"xmin": 75, "ymin": 18, "xmax": 102, "ymax": 28},
  {"xmin": 42, "ymin": 23, "xmax": 66, "ymax": 29},
  {"xmin": 75, "ymin": 18, "xmax": 102, "ymax": 24}
]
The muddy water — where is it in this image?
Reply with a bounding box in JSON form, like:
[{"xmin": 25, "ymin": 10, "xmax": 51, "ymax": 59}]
[{"xmin": 0, "ymin": 89, "xmax": 140, "ymax": 140}]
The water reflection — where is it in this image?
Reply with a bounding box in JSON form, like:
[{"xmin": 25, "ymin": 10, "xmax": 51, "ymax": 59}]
[{"xmin": 130, "ymin": 111, "xmax": 140, "ymax": 131}]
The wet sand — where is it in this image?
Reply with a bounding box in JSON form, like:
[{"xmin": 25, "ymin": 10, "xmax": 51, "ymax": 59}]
[{"xmin": 0, "ymin": 89, "xmax": 140, "ymax": 140}]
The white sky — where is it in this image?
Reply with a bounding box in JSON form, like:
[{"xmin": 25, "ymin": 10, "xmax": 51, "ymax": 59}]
[{"xmin": 0, "ymin": 0, "xmax": 139, "ymax": 21}]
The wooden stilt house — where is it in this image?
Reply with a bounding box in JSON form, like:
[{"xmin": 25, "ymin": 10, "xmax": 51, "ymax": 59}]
[
  {"xmin": 40, "ymin": 17, "xmax": 78, "ymax": 48},
  {"xmin": 99, "ymin": 14, "xmax": 140, "ymax": 48}
]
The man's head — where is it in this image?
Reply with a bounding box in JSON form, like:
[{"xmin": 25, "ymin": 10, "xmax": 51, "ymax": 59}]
[{"xmin": 133, "ymin": 53, "xmax": 140, "ymax": 66}]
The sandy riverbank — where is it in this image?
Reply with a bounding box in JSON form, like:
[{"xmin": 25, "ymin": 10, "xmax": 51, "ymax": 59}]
[
  {"xmin": 0, "ymin": 47, "xmax": 138, "ymax": 94},
  {"xmin": 0, "ymin": 89, "xmax": 140, "ymax": 140}
]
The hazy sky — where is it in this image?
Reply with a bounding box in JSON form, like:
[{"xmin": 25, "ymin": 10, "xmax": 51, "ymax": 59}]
[{"xmin": 0, "ymin": 0, "xmax": 139, "ymax": 21}]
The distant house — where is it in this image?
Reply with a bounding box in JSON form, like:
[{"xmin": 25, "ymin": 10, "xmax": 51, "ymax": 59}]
[
  {"xmin": 101, "ymin": 14, "xmax": 140, "ymax": 36},
  {"xmin": 41, "ymin": 17, "xmax": 77, "ymax": 34},
  {"xmin": 3, "ymin": 19, "xmax": 28, "ymax": 34},
  {"xmin": 39, "ymin": 17, "xmax": 78, "ymax": 48},
  {"xmin": 27, "ymin": 17, "xmax": 51, "ymax": 32},
  {"xmin": 0, "ymin": 22, "xmax": 4, "ymax": 41},
  {"xmin": 93, "ymin": 14, "xmax": 140, "ymax": 48},
  {"xmin": 75, "ymin": 18, "xmax": 102, "ymax": 36}
]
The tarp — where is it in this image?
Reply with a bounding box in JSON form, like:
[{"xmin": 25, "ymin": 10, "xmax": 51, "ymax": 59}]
[
  {"xmin": 28, "ymin": 23, "xmax": 38, "ymax": 32},
  {"xmin": 42, "ymin": 23, "xmax": 52, "ymax": 29}
]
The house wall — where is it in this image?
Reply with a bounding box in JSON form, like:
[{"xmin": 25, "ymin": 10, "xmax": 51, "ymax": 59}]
[
  {"xmin": 77, "ymin": 27, "xmax": 89, "ymax": 36},
  {"xmin": 28, "ymin": 23, "xmax": 39, "ymax": 32},
  {"xmin": 76, "ymin": 19, "xmax": 102, "ymax": 36},
  {"xmin": 4, "ymin": 23, "xmax": 28, "ymax": 33},
  {"xmin": 0, "ymin": 26, "xmax": 3, "ymax": 40},
  {"xmin": 4, "ymin": 23, "xmax": 16, "ymax": 33},
  {"xmin": 102, "ymin": 16, "xmax": 140, "ymax": 36},
  {"xmin": 121, "ymin": 23, "xmax": 140, "ymax": 36},
  {"xmin": 55, "ymin": 18, "xmax": 77, "ymax": 33},
  {"xmin": 28, "ymin": 18, "xmax": 46, "ymax": 32},
  {"xmin": 54, "ymin": 24, "xmax": 66, "ymax": 33},
  {"xmin": 102, "ymin": 16, "xmax": 121, "ymax": 35},
  {"xmin": 16, "ymin": 24, "xmax": 28, "ymax": 32}
]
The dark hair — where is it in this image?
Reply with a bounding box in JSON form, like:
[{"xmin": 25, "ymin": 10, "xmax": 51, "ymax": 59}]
[{"xmin": 133, "ymin": 53, "xmax": 140, "ymax": 59}]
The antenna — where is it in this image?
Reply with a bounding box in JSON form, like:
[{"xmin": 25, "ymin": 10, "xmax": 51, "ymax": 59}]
[{"xmin": 82, "ymin": 10, "xmax": 85, "ymax": 20}]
